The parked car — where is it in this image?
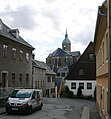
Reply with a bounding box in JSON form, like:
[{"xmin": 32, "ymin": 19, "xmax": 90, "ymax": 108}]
[{"xmin": 5, "ymin": 89, "xmax": 43, "ymax": 114}]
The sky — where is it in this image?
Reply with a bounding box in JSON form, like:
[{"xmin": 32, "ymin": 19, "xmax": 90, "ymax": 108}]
[{"xmin": 0, "ymin": 0, "xmax": 104, "ymax": 62}]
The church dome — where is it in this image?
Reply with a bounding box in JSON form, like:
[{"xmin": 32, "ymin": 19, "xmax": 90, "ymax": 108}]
[{"xmin": 62, "ymin": 37, "xmax": 71, "ymax": 45}]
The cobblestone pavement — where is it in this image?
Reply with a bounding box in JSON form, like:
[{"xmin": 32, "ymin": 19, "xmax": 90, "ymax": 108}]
[{"xmin": 0, "ymin": 98, "xmax": 100, "ymax": 119}]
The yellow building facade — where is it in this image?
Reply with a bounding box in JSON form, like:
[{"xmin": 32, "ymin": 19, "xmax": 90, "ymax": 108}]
[{"xmin": 94, "ymin": 1, "xmax": 109, "ymax": 119}]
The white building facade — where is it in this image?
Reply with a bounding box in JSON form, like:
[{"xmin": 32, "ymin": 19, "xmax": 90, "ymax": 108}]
[{"xmin": 65, "ymin": 80, "xmax": 96, "ymax": 97}]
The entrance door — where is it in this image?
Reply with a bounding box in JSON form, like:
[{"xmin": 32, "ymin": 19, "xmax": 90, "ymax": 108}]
[{"xmin": 1, "ymin": 72, "xmax": 8, "ymax": 88}]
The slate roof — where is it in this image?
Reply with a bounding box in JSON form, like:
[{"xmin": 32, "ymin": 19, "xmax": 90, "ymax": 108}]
[
  {"xmin": 68, "ymin": 51, "xmax": 81, "ymax": 56},
  {"xmin": 48, "ymin": 48, "xmax": 81, "ymax": 57},
  {"xmin": 0, "ymin": 19, "xmax": 34, "ymax": 50},
  {"xmin": 48, "ymin": 48, "xmax": 69, "ymax": 57},
  {"xmin": 33, "ymin": 60, "xmax": 56, "ymax": 75},
  {"xmin": 33, "ymin": 60, "xmax": 46, "ymax": 70}
]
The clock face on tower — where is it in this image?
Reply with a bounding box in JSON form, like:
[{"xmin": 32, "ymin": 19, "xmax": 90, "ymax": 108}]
[
  {"xmin": 63, "ymin": 45, "xmax": 66, "ymax": 50},
  {"xmin": 64, "ymin": 45, "xmax": 66, "ymax": 48}
]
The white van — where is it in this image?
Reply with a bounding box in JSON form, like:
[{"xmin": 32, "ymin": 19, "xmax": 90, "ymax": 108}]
[{"xmin": 6, "ymin": 89, "xmax": 43, "ymax": 114}]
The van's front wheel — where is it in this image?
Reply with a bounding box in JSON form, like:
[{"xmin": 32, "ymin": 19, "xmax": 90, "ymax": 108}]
[{"xmin": 28, "ymin": 106, "xmax": 32, "ymax": 114}]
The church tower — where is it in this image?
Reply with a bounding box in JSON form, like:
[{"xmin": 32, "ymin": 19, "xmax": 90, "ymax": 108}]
[{"xmin": 62, "ymin": 29, "xmax": 71, "ymax": 52}]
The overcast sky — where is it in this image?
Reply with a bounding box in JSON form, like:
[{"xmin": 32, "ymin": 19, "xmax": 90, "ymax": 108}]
[{"xmin": 0, "ymin": 0, "xmax": 103, "ymax": 62}]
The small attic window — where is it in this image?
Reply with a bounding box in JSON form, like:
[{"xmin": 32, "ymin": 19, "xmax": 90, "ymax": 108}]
[
  {"xmin": 78, "ymin": 69, "xmax": 84, "ymax": 76},
  {"xmin": 9, "ymin": 29, "xmax": 19, "ymax": 39},
  {"xmin": 88, "ymin": 53, "xmax": 95, "ymax": 61}
]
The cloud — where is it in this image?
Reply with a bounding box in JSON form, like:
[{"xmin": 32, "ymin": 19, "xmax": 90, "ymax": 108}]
[
  {"xmin": 0, "ymin": 0, "xmax": 104, "ymax": 62},
  {"xmin": 3, "ymin": 5, "xmax": 37, "ymax": 30},
  {"xmin": 41, "ymin": 8, "xmax": 61, "ymax": 31},
  {"xmin": 74, "ymin": 30, "xmax": 93, "ymax": 46}
]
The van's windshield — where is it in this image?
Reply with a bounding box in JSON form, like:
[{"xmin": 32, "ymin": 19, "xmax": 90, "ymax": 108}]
[{"xmin": 10, "ymin": 90, "xmax": 32, "ymax": 98}]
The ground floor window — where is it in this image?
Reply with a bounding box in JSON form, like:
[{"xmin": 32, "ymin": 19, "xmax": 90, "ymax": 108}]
[
  {"xmin": 87, "ymin": 83, "xmax": 92, "ymax": 89},
  {"xmin": 79, "ymin": 83, "xmax": 84, "ymax": 89},
  {"xmin": 71, "ymin": 83, "xmax": 76, "ymax": 89}
]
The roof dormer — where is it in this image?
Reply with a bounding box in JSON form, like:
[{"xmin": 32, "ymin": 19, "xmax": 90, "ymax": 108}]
[
  {"xmin": 0, "ymin": 19, "xmax": 3, "ymax": 30},
  {"xmin": 9, "ymin": 29, "xmax": 19, "ymax": 39}
]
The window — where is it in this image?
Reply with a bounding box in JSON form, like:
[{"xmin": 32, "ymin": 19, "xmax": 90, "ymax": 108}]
[
  {"xmin": 12, "ymin": 48, "xmax": 16, "ymax": 59},
  {"xmin": 71, "ymin": 83, "xmax": 76, "ymax": 89},
  {"xmin": 52, "ymin": 77, "xmax": 55, "ymax": 82},
  {"xmin": 51, "ymin": 88, "xmax": 55, "ymax": 93},
  {"xmin": 57, "ymin": 73, "xmax": 60, "ymax": 76},
  {"xmin": 106, "ymin": 33, "xmax": 108, "ymax": 59},
  {"xmin": 26, "ymin": 53, "xmax": 29, "ymax": 62},
  {"xmin": 41, "ymin": 81, "xmax": 42, "ymax": 87},
  {"xmin": 19, "ymin": 73, "xmax": 22, "ymax": 86},
  {"xmin": 88, "ymin": 53, "xmax": 95, "ymax": 61},
  {"xmin": 54, "ymin": 58, "xmax": 57, "ymax": 66},
  {"xmin": 79, "ymin": 69, "xmax": 84, "ymax": 76},
  {"xmin": 12, "ymin": 73, "xmax": 15, "ymax": 85},
  {"xmin": 79, "ymin": 83, "xmax": 84, "ymax": 89},
  {"xmin": 47, "ymin": 76, "xmax": 51, "ymax": 82},
  {"xmin": 35, "ymin": 81, "xmax": 37, "ymax": 88},
  {"xmin": 38, "ymin": 81, "xmax": 39, "ymax": 88},
  {"xmin": 102, "ymin": 42, "xmax": 104, "ymax": 64},
  {"xmin": 3, "ymin": 44, "xmax": 8, "ymax": 57},
  {"xmin": 19, "ymin": 50, "xmax": 23, "ymax": 60},
  {"xmin": 26, "ymin": 74, "xmax": 29, "ymax": 86},
  {"xmin": 62, "ymin": 72, "xmax": 65, "ymax": 77},
  {"xmin": 87, "ymin": 83, "xmax": 92, "ymax": 89},
  {"xmin": 58, "ymin": 58, "xmax": 61, "ymax": 66},
  {"xmin": 43, "ymin": 81, "xmax": 44, "ymax": 87}
]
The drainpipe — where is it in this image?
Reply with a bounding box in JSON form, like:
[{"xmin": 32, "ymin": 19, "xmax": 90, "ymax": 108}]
[{"xmin": 107, "ymin": 0, "xmax": 111, "ymax": 119}]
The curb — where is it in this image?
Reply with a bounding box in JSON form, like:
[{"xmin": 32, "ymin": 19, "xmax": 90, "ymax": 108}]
[{"xmin": 81, "ymin": 106, "xmax": 89, "ymax": 119}]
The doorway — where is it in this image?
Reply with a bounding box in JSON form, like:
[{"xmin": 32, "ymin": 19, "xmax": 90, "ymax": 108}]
[{"xmin": 1, "ymin": 72, "xmax": 8, "ymax": 88}]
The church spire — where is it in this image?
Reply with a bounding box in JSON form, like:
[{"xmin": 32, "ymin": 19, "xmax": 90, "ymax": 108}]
[
  {"xmin": 66, "ymin": 28, "xmax": 67, "ymax": 34},
  {"xmin": 65, "ymin": 28, "xmax": 68, "ymax": 39}
]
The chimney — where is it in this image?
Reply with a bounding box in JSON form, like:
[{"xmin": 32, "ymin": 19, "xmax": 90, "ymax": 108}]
[{"xmin": 9, "ymin": 29, "xmax": 19, "ymax": 39}]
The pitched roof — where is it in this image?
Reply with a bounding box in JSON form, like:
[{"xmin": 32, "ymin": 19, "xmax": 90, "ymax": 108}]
[
  {"xmin": 48, "ymin": 48, "xmax": 69, "ymax": 57},
  {"xmin": 33, "ymin": 60, "xmax": 56, "ymax": 75},
  {"xmin": 0, "ymin": 19, "xmax": 34, "ymax": 50},
  {"xmin": 48, "ymin": 48, "xmax": 81, "ymax": 57},
  {"xmin": 65, "ymin": 41, "xmax": 96, "ymax": 80},
  {"xmin": 68, "ymin": 51, "xmax": 81, "ymax": 57}
]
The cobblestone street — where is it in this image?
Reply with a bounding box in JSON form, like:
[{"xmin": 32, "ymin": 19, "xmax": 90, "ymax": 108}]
[{"xmin": 0, "ymin": 97, "xmax": 98, "ymax": 119}]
